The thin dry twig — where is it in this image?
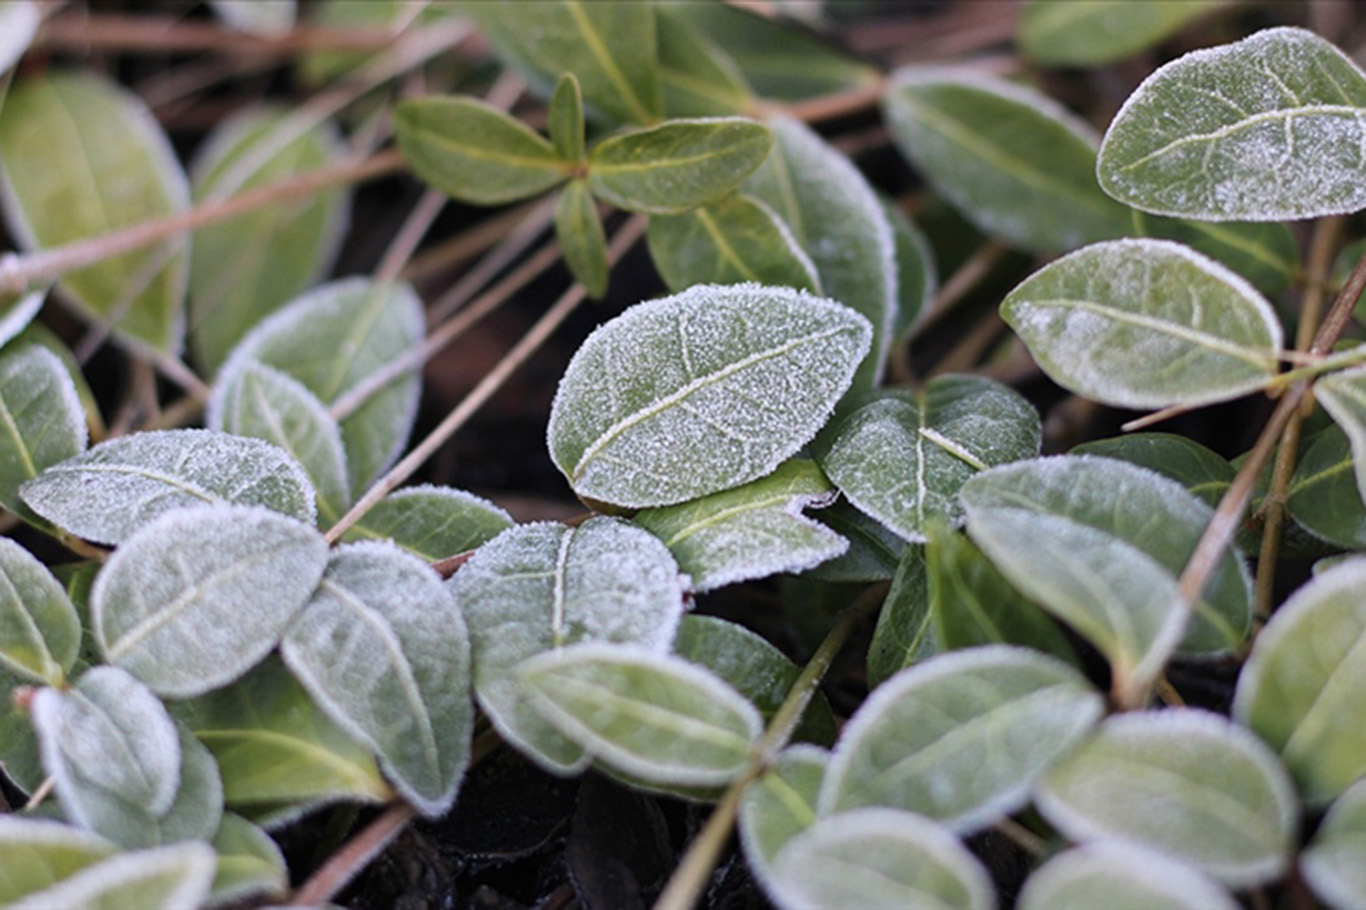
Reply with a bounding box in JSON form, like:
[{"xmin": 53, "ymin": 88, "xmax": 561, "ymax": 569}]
[{"xmin": 290, "ymin": 801, "xmax": 418, "ymax": 907}]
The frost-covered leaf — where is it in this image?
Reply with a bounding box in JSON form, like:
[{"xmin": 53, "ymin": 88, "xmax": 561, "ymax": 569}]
[
  {"xmin": 674, "ymin": 615, "xmax": 836, "ymax": 745},
  {"xmin": 961, "ymin": 456, "xmax": 1253, "ymax": 703},
  {"xmin": 555, "ymin": 179, "xmax": 609, "ymax": 298},
  {"xmin": 1233, "ymin": 558, "xmax": 1366, "ymax": 805},
  {"xmin": 1098, "ymin": 27, "xmax": 1366, "ymax": 220},
  {"xmin": 0, "ymin": 72, "xmax": 189, "ymax": 354},
  {"xmin": 635, "ymin": 459, "xmax": 845, "ymax": 592},
  {"xmin": 739, "ymin": 745, "xmax": 826, "ymax": 885},
  {"xmin": 1072, "ymin": 432, "xmax": 1234, "ymax": 510},
  {"xmin": 1286, "ymin": 425, "xmax": 1366, "ymax": 548},
  {"xmin": 211, "ymin": 360, "xmax": 349, "ymax": 526},
  {"xmin": 0, "ymin": 816, "xmax": 116, "ymax": 905},
  {"xmin": 342, "ymin": 484, "xmax": 513, "ymax": 562},
  {"xmin": 189, "ymin": 106, "xmax": 348, "ymax": 374},
  {"xmin": 804, "ymin": 501, "xmax": 906, "ymax": 584},
  {"xmin": 885, "ymin": 200, "xmax": 936, "ymax": 341},
  {"xmin": 547, "ymin": 283, "xmax": 871, "ymax": 509},
  {"xmin": 549, "ymin": 73, "xmax": 586, "ymax": 163},
  {"xmin": 1003, "ymin": 239, "xmax": 1282, "ymax": 409},
  {"xmin": 1037, "ymin": 709, "xmax": 1299, "ymax": 886},
  {"xmin": 587, "ymin": 117, "xmax": 772, "ymax": 215},
  {"xmin": 1312, "ymin": 367, "xmax": 1366, "ymax": 506},
  {"xmin": 207, "ymin": 813, "xmax": 287, "ymax": 907},
  {"xmin": 814, "ymin": 375, "xmax": 1041, "ymax": 543},
  {"xmin": 745, "ymin": 116, "xmax": 897, "ymax": 390},
  {"xmin": 93, "ymin": 504, "xmax": 327, "ymax": 697},
  {"xmin": 7, "ymin": 841, "xmax": 216, "ymax": 910},
  {"xmin": 647, "ymin": 193, "xmax": 819, "ymax": 294},
  {"xmin": 0, "ymin": 289, "xmax": 43, "ymax": 350},
  {"xmin": 0, "ymin": 2, "xmax": 37, "ymax": 75},
  {"xmin": 521, "ymin": 643, "xmax": 760, "ymax": 787},
  {"xmin": 1018, "ymin": 842, "xmax": 1240, "ymax": 910},
  {"xmin": 768, "ymin": 808, "xmax": 995, "ymax": 910},
  {"xmin": 821, "ymin": 646, "xmax": 1102, "ymax": 832},
  {"xmin": 210, "ymin": 0, "xmax": 294, "ymax": 34},
  {"xmin": 1131, "ymin": 210, "xmax": 1298, "ymax": 296},
  {"xmin": 1302, "ymin": 777, "xmax": 1366, "ymax": 910},
  {"xmin": 0, "ymin": 345, "xmax": 87, "ymax": 525},
  {"xmin": 0, "ymin": 537, "xmax": 80, "ymax": 685},
  {"xmin": 282, "ymin": 542, "xmax": 472, "ymax": 817},
  {"xmin": 470, "ymin": 0, "xmax": 662, "ymax": 126},
  {"xmin": 656, "ymin": 7, "xmax": 752, "ymax": 117},
  {"xmin": 395, "ymin": 96, "xmax": 569, "ymax": 205},
  {"xmin": 22, "ymin": 429, "xmax": 317, "ymax": 545},
  {"xmin": 1019, "ymin": 0, "xmax": 1227, "ymax": 67},
  {"xmin": 171, "ymin": 655, "xmax": 389, "ymax": 821},
  {"xmin": 866, "ymin": 547, "xmax": 937, "ymax": 688},
  {"xmin": 211, "ymin": 277, "xmax": 424, "ymax": 494},
  {"xmin": 448, "ymin": 518, "xmax": 687, "ymax": 774},
  {"xmin": 883, "ymin": 69, "xmax": 1130, "ymax": 254},
  {"xmin": 10, "ymin": 322, "xmax": 105, "ymax": 443}
]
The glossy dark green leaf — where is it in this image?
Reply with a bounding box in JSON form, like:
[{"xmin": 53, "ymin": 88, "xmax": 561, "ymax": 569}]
[
  {"xmin": 395, "ymin": 96, "xmax": 569, "ymax": 205},
  {"xmin": 588, "ymin": 117, "xmax": 771, "ymax": 215},
  {"xmin": 656, "ymin": 7, "xmax": 752, "ymax": 117},
  {"xmin": 0, "ymin": 345, "xmax": 86, "ymax": 526},
  {"xmin": 885, "ymin": 200, "xmax": 937, "ymax": 342},
  {"xmin": 883, "ymin": 69, "xmax": 1130, "ymax": 254},
  {"xmin": 1018, "ymin": 842, "xmax": 1240, "ymax": 910},
  {"xmin": 549, "ymin": 73, "xmax": 586, "ymax": 163},
  {"xmin": 341, "ymin": 484, "xmax": 512, "ymax": 562},
  {"xmin": 1072, "ymin": 433, "xmax": 1234, "ymax": 510},
  {"xmin": 1312, "ymin": 366, "xmax": 1366, "ymax": 505},
  {"xmin": 1302, "ymin": 777, "xmax": 1366, "ymax": 910},
  {"xmin": 0, "ymin": 816, "xmax": 116, "ymax": 905},
  {"xmin": 867, "ymin": 546, "xmax": 937, "ymax": 688},
  {"xmin": 555, "ymin": 179, "xmax": 609, "ymax": 298},
  {"xmin": 805, "ymin": 501, "xmax": 906, "ymax": 584},
  {"xmin": 0, "ymin": 537, "xmax": 79, "ymax": 685},
  {"xmin": 1286, "ymin": 425, "xmax": 1366, "ymax": 548},
  {"xmin": 1019, "ymin": 0, "xmax": 1228, "ymax": 67},
  {"xmin": 1098, "ymin": 27, "xmax": 1366, "ymax": 220},
  {"xmin": 207, "ymin": 813, "xmax": 287, "ymax": 907},
  {"xmin": 1130, "ymin": 210, "xmax": 1298, "ymax": 296}
]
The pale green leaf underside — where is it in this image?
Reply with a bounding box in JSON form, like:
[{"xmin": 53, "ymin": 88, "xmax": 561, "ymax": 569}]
[
  {"xmin": 548, "ymin": 283, "xmax": 871, "ymax": 509},
  {"xmin": 1019, "ymin": 0, "xmax": 1227, "ymax": 67},
  {"xmin": 738, "ymin": 745, "xmax": 827, "ymax": 882},
  {"xmin": 1002, "ymin": 238, "xmax": 1282, "ymax": 409},
  {"xmin": 0, "ymin": 816, "xmax": 116, "ymax": 905},
  {"xmin": 8, "ymin": 842, "xmax": 215, "ymax": 910},
  {"xmin": 1037, "ymin": 710, "xmax": 1299, "ymax": 887},
  {"xmin": 0, "ymin": 344, "xmax": 86, "ymax": 526},
  {"xmin": 208, "ymin": 813, "xmax": 288, "ymax": 906},
  {"xmin": 1098, "ymin": 27, "xmax": 1366, "ymax": 220},
  {"xmin": 1302, "ymin": 778, "xmax": 1366, "ymax": 910},
  {"xmin": 1018, "ymin": 842, "xmax": 1240, "ymax": 910},
  {"xmin": 0, "ymin": 537, "xmax": 80, "ymax": 685}
]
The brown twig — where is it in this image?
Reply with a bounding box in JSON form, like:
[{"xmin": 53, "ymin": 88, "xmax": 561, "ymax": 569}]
[
  {"xmin": 290, "ymin": 801, "xmax": 418, "ymax": 907},
  {"xmin": 36, "ymin": 12, "xmax": 414, "ymax": 56}
]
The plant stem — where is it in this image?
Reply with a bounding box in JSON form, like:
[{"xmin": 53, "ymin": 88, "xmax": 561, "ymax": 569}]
[
  {"xmin": 653, "ymin": 585, "xmax": 883, "ymax": 910},
  {"xmin": 402, "ymin": 198, "xmax": 550, "ymax": 284},
  {"xmin": 36, "ymin": 12, "xmax": 415, "ymax": 55},
  {"xmin": 375, "ymin": 188, "xmax": 447, "ymax": 283},
  {"xmin": 291, "ymin": 801, "xmax": 417, "ymax": 907}
]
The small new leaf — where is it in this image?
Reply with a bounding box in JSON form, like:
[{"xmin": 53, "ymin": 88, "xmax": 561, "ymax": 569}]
[
  {"xmin": 208, "ymin": 814, "xmax": 288, "ymax": 907},
  {"xmin": 0, "ymin": 537, "xmax": 80, "ymax": 685},
  {"xmin": 549, "ymin": 73, "xmax": 586, "ymax": 163},
  {"xmin": 555, "ymin": 180, "xmax": 609, "ymax": 298}
]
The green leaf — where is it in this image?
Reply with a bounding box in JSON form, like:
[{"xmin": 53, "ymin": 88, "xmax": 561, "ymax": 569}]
[
  {"xmin": 814, "ymin": 376, "xmax": 1041, "ymax": 542},
  {"xmin": 0, "ymin": 668, "xmax": 42, "ymax": 793},
  {"xmin": 867, "ymin": 546, "xmax": 938, "ymax": 688},
  {"xmin": 549, "ymin": 73, "xmax": 586, "ymax": 163},
  {"xmin": 188, "ymin": 106, "xmax": 348, "ymax": 374},
  {"xmin": 470, "ymin": 0, "xmax": 662, "ymax": 126},
  {"xmin": 1130, "ymin": 210, "xmax": 1298, "ymax": 296},
  {"xmin": 281, "ymin": 542, "xmax": 472, "ymax": 817},
  {"xmin": 1311, "ymin": 366, "xmax": 1366, "ymax": 505},
  {"xmin": 738, "ymin": 745, "xmax": 827, "ymax": 882},
  {"xmin": 635, "ymin": 459, "xmax": 846, "ymax": 592},
  {"xmin": 171, "ymin": 655, "xmax": 390, "ymax": 822},
  {"xmin": 1072, "ymin": 432, "xmax": 1234, "ymax": 510},
  {"xmin": 22, "ymin": 428, "xmax": 317, "ymax": 545},
  {"xmin": 10, "ymin": 322, "xmax": 105, "ymax": 443},
  {"xmin": 961, "ymin": 456, "xmax": 1253, "ymax": 703},
  {"xmin": 0, "ymin": 71, "xmax": 189, "ymax": 353},
  {"xmin": 1037, "ymin": 709, "xmax": 1299, "ymax": 886},
  {"xmin": 299, "ymin": 0, "xmax": 450, "ymax": 85},
  {"xmin": 0, "ymin": 537, "xmax": 80, "ymax": 685},
  {"xmin": 395, "ymin": 96, "xmax": 569, "ymax": 205},
  {"xmin": 341, "ymin": 484, "xmax": 512, "ymax": 562},
  {"xmin": 210, "ymin": 360, "xmax": 350, "ymax": 526},
  {"xmin": 207, "ymin": 813, "xmax": 287, "ymax": 908},
  {"xmin": 885, "ymin": 200, "xmax": 937, "ymax": 341},
  {"xmin": 804, "ymin": 501, "xmax": 906, "ymax": 584},
  {"xmin": 647, "ymin": 192, "xmax": 820, "ymax": 294},
  {"xmin": 1233, "ymin": 558, "xmax": 1366, "ymax": 805},
  {"xmin": 1287, "ymin": 425, "xmax": 1366, "ymax": 548},
  {"xmin": 656, "ymin": 7, "xmax": 752, "ymax": 118},
  {"xmin": 210, "ymin": 0, "xmax": 295, "ymax": 34},
  {"xmin": 555, "ymin": 179, "xmax": 609, "ymax": 298},
  {"xmin": 674, "ymin": 614, "xmax": 836, "ymax": 745},
  {"xmin": 92, "ymin": 504, "xmax": 327, "ymax": 697},
  {"xmin": 213, "ymin": 277, "xmax": 424, "ymax": 494},
  {"xmin": 822, "ymin": 645, "xmax": 1102, "ymax": 831},
  {"xmin": 767, "ymin": 808, "xmax": 995, "ymax": 910},
  {"xmin": 0, "ymin": 2, "xmax": 37, "ymax": 75},
  {"xmin": 745, "ymin": 116, "xmax": 898, "ymax": 390},
  {"xmin": 1098, "ymin": 27, "xmax": 1366, "ymax": 220},
  {"xmin": 587, "ymin": 117, "xmax": 772, "ymax": 215},
  {"xmin": 883, "ymin": 69, "xmax": 1130, "ymax": 254},
  {"xmin": 1018, "ymin": 842, "xmax": 1240, "ymax": 910},
  {"xmin": 6, "ymin": 841, "xmax": 216, "ymax": 910},
  {"xmin": 0, "ymin": 345, "xmax": 87, "ymax": 525},
  {"xmin": 0, "ymin": 289, "xmax": 44, "ymax": 350},
  {"xmin": 547, "ymin": 283, "xmax": 871, "ymax": 509},
  {"xmin": 1019, "ymin": 0, "xmax": 1228, "ymax": 67},
  {"xmin": 1002, "ymin": 239, "xmax": 1283, "ymax": 409},
  {"xmin": 447, "ymin": 518, "xmax": 687, "ymax": 774},
  {"xmin": 520, "ymin": 643, "xmax": 761, "ymax": 787},
  {"xmin": 1302, "ymin": 778, "xmax": 1366, "ymax": 910},
  {"xmin": 0, "ymin": 817, "xmax": 116, "ymax": 905}
]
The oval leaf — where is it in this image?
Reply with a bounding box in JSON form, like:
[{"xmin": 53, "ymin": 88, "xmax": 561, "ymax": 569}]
[
  {"xmin": 821, "ymin": 645, "xmax": 1102, "ymax": 831},
  {"xmin": 0, "ymin": 537, "xmax": 80, "ymax": 685},
  {"xmin": 0, "ymin": 345, "xmax": 87, "ymax": 525},
  {"xmin": 1018, "ymin": 841, "xmax": 1240, "ymax": 910},
  {"xmin": 588, "ymin": 117, "xmax": 772, "ymax": 214},
  {"xmin": 341, "ymin": 484, "xmax": 512, "ymax": 562},
  {"xmin": 208, "ymin": 813, "xmax": 287, "ymax": 907},
  {"xmin": 1233, "ymin": 558, "xmax": 1366, "ymax": 805},
  {"xmin": 549, "ymin": 73, "xmax": 586, "ymax": 163},
  {"xmin": 0, "ymin": 816, "xmax": 116, "ymax": 905},
  {"xmin": 1019, "ymin": 0, "xmax": 1227, "ymax": 67},
  {"xmin": 1286, "ymin": 424, "xmax": 1366, "ymax": 548},
  {"xmin": 447, "ymin": 517, "xmax": 687, "ymax": 774},
  {"xmin": 885, "ymin": 199, "xmax": 937, "ymax": 341},
  {"xmin": 7, "ymin": 841, "xmax": 215, "ymax": 910},
  {"xmin": 1037, "ymin": 709, "xmax": 1299, "ymax": 886},
  {"xmin": 635, "ymin": 459, "xmax": 846, "ymax": 593},
  {"xmin": 1072, "ymin": 432, "xmax": 1234, "ymax": 510},
  {"xmin": 555, "ymin": 179, "xmax": 609, "ymax": 298},
  {"xmin": 739, "ymin": 745, "xmax": 827, "ymax": 883},
  {"xmin": 281, "ymin": 542, "xmax": 472, "ymax": 817},
  {"xmin": 768, "ymin": 808, "xmax": 995, "ymax": 910},
  {"xmin": 1098, "ymin": 27, "xmax": 1366, "ymax": 220},
  {"xmin": 548, "ymin": 283, "xmax": 871, "ymax": 508},
  {"xmin": 0, "ymin": 71, "xmax": 189, "ymax": 353},
  {"xmin": 1302, "ymin": 777, "xmax": 1366, "ymax": 910},
  {"xmin": 1131, "ymin": 210, "xmax": 1298, "ymax": 296},
  {"xmin": 815, "ymin": 375, "xmax": 1041, "ymax": 542},
  {"xmin": 520, "ymin": 642, "xmax": 761, "ymax": 786},
  {"xmin": 656, "ymin": 7, "xmax": 752, "ymax": 118},
  {"xmin": 1311, "ymin": 366, "xmax": 1366, "ymax": 506},
  {"xmin": 22, "ymin": 428, "xmax": 317, "ymax": 545},
  {"xmin": 92, "ymin": 504, "xmax": 327, "ymax": 697},
  {"xmin": 866, "ymin": 546, "xmax": 938, "ymax": 688},
  {"xmin": 1003, "ymin": 239, "xmax": 1283, "ymax": 409}
]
